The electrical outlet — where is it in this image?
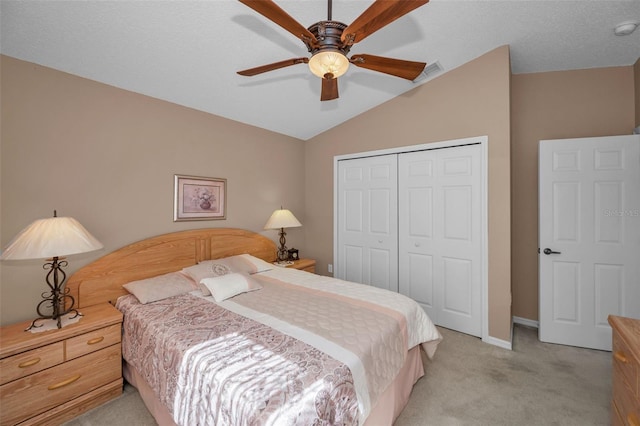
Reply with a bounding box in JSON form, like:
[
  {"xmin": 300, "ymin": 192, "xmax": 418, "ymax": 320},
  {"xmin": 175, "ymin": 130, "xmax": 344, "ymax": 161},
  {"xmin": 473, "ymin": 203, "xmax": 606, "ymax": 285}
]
[{"xmin": 328, "ymin": 264, "xmax": 333, "ymax": 273}]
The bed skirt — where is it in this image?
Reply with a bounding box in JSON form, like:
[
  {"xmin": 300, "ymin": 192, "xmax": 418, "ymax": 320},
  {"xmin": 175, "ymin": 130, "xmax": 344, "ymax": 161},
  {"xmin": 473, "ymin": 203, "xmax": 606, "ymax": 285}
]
[{"xmin": 123, "ymin": 345, "xmax": 425, "ymax": 426}]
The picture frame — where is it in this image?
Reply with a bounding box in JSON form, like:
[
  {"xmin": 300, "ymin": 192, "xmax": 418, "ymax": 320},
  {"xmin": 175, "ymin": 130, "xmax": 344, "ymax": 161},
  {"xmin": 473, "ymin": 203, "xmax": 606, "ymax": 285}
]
[{"xmin": 174, "ymin": 174, "xmax": 227, "ymax": 222}]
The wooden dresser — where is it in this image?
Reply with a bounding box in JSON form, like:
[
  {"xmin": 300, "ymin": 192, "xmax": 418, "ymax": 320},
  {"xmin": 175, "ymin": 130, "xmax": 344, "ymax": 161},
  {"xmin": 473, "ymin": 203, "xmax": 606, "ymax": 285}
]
[
  {"xmin": 609, "ymin": 315, "xmax": 640, "ymax": 426},
  {"xmin": 0, "ymin": 303, "xmax": 123, "ymax": 426}
]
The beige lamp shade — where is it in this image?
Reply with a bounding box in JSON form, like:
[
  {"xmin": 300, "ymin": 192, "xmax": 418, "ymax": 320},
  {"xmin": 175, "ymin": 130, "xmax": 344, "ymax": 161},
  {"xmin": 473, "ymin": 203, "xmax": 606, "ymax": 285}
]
[
  {"xmin": 264, "ymin": 209, "xmax": 302, "ymax": 230},
  {"xmin": 0, "ymin": 216, "xmax": 103, "ymax": 260}
]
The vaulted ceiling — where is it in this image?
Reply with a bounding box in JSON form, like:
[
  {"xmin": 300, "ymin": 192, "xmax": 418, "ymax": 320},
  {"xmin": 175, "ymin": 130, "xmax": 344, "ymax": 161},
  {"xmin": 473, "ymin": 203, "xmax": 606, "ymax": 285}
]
[{"xmin": 1, "ymin": 1, "xmax": 639, "ymax": 140}]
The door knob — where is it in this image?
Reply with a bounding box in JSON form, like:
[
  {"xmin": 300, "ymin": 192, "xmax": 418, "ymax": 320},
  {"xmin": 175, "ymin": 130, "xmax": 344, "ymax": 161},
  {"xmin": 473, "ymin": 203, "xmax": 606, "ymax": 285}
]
[{"xmin": 543, "ymin": 248, "xmax": 561, "ymax": 255}]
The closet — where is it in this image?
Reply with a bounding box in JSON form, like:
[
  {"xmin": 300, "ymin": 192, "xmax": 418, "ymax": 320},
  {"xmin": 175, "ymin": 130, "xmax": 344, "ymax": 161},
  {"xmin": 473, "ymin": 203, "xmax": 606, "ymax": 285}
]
[{"xmin": 335, "ymin": 138, "xmax": 486, "ymax": 337}]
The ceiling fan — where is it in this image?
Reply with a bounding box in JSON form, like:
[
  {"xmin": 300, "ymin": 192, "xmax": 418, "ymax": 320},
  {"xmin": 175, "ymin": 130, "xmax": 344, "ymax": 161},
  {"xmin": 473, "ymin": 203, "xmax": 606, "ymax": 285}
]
[{"xmin": 237, "ymin": 0, "xmax": 430, "ymax": 101}]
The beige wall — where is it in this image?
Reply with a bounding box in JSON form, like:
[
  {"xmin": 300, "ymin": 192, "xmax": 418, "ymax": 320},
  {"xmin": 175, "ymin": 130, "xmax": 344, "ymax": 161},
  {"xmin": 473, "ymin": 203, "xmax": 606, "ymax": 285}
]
[
  {"xmin": 304, "ymin": 46, "xmax": 513, "ymax": 342},
  {"xmin": 3, "ymin": 50, "xmax": 636, "ymax": 338},
  {"xmin": 510, "ymin": 66, "xmax": 635, "ymax": 322},
  {"xmin": 0, "ymin": 55, "xmax": 306, "ymax": 326}
]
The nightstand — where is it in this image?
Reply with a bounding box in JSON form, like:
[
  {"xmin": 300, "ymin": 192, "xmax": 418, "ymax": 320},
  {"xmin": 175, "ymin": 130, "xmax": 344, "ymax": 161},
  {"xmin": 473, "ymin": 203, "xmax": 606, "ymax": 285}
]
[
  {"xmin": 286, "ymin": 258, "xmax": 316, "ymax": 273},
  {"xmin": 0, "ymin": 303, "xmax": 123, "ymax": 426}
]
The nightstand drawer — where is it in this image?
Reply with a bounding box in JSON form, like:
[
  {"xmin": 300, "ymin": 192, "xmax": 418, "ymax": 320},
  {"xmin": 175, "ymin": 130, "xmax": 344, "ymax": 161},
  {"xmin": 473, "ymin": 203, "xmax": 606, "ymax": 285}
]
[
  {"xmin": 613, "ymin": 332, "xmax": 638, "ymax": 396},
  {"xmin": 0, "ymin": 343, "xmax": 121, "ymax": 426},
  {"xmin": 66, "ymin": 323, "xmax": 121, "ymax": 360},
  {"xmin": 613, "ymin": 360, "xmax": 640, "ymax": 423},
  {"xmin": 0, "ymin": 341, "xmax": 64, "ymax": 385}
]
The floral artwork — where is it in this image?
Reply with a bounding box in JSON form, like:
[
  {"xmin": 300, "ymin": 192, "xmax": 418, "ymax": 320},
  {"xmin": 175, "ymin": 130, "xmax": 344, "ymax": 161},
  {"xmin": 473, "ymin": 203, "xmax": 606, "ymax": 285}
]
[
  {"xmin": 184, "ymin": 184, "xmax": 219, "ymax": 213},
  {"xmin": 174, "ymin": 175, "xmax": 226, "ymax": 221}
]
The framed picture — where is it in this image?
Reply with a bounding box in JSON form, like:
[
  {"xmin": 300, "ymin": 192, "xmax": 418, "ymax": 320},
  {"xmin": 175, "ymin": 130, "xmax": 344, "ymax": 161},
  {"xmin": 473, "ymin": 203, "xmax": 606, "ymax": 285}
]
[{"xmin": 174, "ymin": 174, "xmax": 227, "ymax": 221}]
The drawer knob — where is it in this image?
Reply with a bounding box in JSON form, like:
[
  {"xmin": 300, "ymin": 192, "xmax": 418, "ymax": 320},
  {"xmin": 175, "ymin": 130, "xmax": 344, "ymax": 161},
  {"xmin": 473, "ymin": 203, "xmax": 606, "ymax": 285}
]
[
  {"xmin": 628, "ymin": 413, "xmax": 639, "ymax": 426},
  {"xmin": 18, "ymin": 357, "xmax": 41, "ymax": 368},
  {"xmin": 48, "ymin": 374, "xmax": 81, "ymax": 390},
  {"xmin": 87, "ymin": 336, "xmax": 105, "ymax": 345},
  {"xmin": 613, "ymin": 351, "xmax": 628, "ymax": 364}
]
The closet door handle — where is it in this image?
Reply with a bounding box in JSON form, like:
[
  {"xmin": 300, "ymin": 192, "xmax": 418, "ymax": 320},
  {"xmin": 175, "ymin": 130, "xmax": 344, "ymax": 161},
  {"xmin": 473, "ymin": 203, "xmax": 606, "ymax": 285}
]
[{"xmin": 543, "ymin": 248, "xmax": 561, "ymax": 255}]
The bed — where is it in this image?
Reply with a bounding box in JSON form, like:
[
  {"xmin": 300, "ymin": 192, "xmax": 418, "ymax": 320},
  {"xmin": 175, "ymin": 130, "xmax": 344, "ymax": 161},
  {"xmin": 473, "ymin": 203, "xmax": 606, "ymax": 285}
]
[{"xmin": 66, "ymin": 228, "xmax": 442, "ymax": 426}]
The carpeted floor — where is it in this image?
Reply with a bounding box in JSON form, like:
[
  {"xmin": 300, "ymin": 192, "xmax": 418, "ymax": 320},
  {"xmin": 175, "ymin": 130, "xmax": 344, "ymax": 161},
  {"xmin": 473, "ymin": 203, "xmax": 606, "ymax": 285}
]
[{"xmin": 63, "ymin": 324, "xmax": 612, "ymax": 426}]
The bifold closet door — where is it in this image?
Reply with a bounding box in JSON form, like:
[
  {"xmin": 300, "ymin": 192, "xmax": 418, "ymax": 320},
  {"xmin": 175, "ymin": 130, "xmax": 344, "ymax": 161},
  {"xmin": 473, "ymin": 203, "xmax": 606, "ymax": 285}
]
[
  {"xmin": 398, "ymin": 145, "xmax": 483, "ymax": 337},
  {"xmin": 336, "ymin": 154, "xmax": 398, "ymax": 291}
]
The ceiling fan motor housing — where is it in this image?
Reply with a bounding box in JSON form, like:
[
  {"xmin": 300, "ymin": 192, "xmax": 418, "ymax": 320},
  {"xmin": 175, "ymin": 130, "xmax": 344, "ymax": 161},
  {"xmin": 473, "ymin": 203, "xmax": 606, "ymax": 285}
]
[{"xmin": 306, "ymin": 21, "xmax": 352, "ymax": 57}]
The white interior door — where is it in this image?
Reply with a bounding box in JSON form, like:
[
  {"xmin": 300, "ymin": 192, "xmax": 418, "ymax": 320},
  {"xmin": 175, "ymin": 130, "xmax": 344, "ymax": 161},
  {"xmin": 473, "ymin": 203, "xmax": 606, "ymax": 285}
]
[
  {"xmin": 398, "ymin": 145, "xmax": 483, "ymax": 337},
  {"xmin": 336, "ymin": 154, "xmax": 398, "ymax": 291},
  {"xmin": 539, "ymin": 135, "xmax": 640, "ymax": 351}
]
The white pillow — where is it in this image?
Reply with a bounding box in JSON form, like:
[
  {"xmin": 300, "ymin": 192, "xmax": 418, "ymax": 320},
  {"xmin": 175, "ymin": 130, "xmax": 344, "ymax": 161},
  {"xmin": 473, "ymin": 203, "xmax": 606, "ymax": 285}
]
[
  {"xmin": 123, "ymin": 271, "xmax": 197, "ymax": 304},
  {"xmin": 182, "ymin": 254, "xmax": 273, "ymax": 283},
  {"xmin": 200, "ymin": 273, "xmax": 262, "ymax": 302}
]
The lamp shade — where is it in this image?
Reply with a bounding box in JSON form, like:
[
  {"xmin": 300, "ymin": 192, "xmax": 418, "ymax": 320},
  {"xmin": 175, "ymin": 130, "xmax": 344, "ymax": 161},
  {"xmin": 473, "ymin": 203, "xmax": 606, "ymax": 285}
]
[
  {"xmin": 264, "ymin": 209, "xmax": 302, "ymax": 230},
  {"xmin": 0, "ymin": 216, "xmax": 103, "ymax": 260}
]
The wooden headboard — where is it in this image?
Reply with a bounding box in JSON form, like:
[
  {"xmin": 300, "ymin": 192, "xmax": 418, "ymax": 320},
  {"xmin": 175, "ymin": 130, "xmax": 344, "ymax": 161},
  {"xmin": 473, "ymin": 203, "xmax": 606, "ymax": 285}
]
[{"xmin": 66, "ymin": 228, "xmax": 276, "ymax": 308}]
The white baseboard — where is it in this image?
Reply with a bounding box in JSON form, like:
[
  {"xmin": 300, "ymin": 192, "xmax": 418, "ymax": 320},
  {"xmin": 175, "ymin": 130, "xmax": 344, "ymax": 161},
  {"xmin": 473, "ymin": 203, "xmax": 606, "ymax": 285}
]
[
  {"xmin": 482, "ymin": 335, "xmax": 512, "ymax": 351},
  {"xmin": 513, "ymin": 316, "xmax": 539, "ymax": 328}
]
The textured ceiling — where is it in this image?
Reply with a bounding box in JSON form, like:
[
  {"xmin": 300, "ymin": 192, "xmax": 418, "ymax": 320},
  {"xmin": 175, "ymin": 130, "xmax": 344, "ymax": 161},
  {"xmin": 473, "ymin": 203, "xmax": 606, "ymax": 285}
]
[{"xmin": 1, "ymin": 1, "xmax": 639, "ymax": 140}]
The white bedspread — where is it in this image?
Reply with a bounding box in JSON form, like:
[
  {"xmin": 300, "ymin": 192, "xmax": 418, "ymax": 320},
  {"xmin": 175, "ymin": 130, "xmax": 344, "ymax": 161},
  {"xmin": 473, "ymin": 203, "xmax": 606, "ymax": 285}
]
[
  {"xmin": 259, "ymin": 267, "xmax": 442, "ymax": 356},
  {"xmin": 199, "ymin": 267, "xmax": 442, "ymax": 422}
]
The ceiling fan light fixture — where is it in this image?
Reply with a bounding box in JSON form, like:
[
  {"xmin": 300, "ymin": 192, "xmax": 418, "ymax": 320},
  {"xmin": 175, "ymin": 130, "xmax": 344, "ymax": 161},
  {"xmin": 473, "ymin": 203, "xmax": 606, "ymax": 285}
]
[{"xmin": 309, "ymin": 50, "xmax": 350, "ymax": 79}]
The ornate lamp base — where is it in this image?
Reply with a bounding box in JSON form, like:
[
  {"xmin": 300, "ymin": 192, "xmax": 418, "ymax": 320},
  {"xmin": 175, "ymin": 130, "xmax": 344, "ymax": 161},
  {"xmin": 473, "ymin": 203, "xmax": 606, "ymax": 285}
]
[
  {"xmin": 276, "ymin": 227, "xmax": 290, "ymax": 262},
  {"xmin": 26, "ymin": 256, "xmax": 83, "ymax": 331}
]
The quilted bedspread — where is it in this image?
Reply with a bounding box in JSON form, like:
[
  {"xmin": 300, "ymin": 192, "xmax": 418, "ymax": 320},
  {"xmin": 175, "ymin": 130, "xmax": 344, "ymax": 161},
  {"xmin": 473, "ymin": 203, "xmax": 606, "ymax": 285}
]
[{"xmin": 116, "ymin": 267, "xmax": 442, "ymax": 426}]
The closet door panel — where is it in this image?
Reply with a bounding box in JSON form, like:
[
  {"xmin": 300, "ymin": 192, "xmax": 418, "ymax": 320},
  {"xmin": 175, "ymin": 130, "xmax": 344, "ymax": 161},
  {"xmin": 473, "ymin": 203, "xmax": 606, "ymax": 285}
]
[
  {"xmin": 399, "ymin": 152, "xmax": 438, "ymax": 319},
  {"xmin": 370, "ymin": 248, "xmax": 393, "ymax": 290},
  {"xmin": 443, "ymin": 256, "xmax": 472, "ymax": 316},
  {"xmin": 344, "ymin": 190, "xmax": 363, "ymax": 232},
  {"xmin": 399, "ymin": 145, "xmax": 482, "ymax": 337},
  {"xmin": 443, "ymin": 185, "xmax": 472, "ymax": 241},
  {"xmin": 343, "ymin": 245, "xmax": 364, "ymax": 284},
  {"xmin": 406, "ymin": 253, "xmax": 435, "ymax": 316},
  {"xmin": 337, "ymin": 155, "xmax": 398, "ymax": 291}
]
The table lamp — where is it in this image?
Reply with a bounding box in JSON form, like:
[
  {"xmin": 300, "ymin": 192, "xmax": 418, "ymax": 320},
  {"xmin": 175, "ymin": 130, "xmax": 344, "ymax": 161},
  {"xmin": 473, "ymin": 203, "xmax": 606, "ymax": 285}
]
[
  {"xmin": 264, "ymin": 208, "xmax": 301, "ymax": 263},
  {"xmin": 0, "ymin": 211, "xmax": 103, "ymax": 330}
]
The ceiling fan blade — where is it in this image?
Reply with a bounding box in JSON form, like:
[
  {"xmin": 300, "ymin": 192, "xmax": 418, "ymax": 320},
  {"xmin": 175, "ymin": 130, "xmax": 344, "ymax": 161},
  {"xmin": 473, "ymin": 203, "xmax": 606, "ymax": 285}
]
[
  {"xmin": 350, "ymin": 54, "xmax": 426, "ymax": 80},
  {"xmin": 341, "ymin": 0, "xmax": 429, "ymax": 45},
  {"xmin": 238, "ymin": 0, "xmax": 317, "ymax": 46},
  {"xmin": 321, "ymin": 75, "xmax": 339, "ymax": 101},
  {"xmin": 237, "ymin": 57, "xmax": 309, "ymax": 76}
]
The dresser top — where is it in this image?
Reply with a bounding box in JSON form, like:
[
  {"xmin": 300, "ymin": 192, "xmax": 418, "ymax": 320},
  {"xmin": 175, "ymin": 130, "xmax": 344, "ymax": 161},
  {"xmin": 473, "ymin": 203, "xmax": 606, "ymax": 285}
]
[{"xmin": 0, "ymin": 303, "xmax": 122, "ymax": 358}]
